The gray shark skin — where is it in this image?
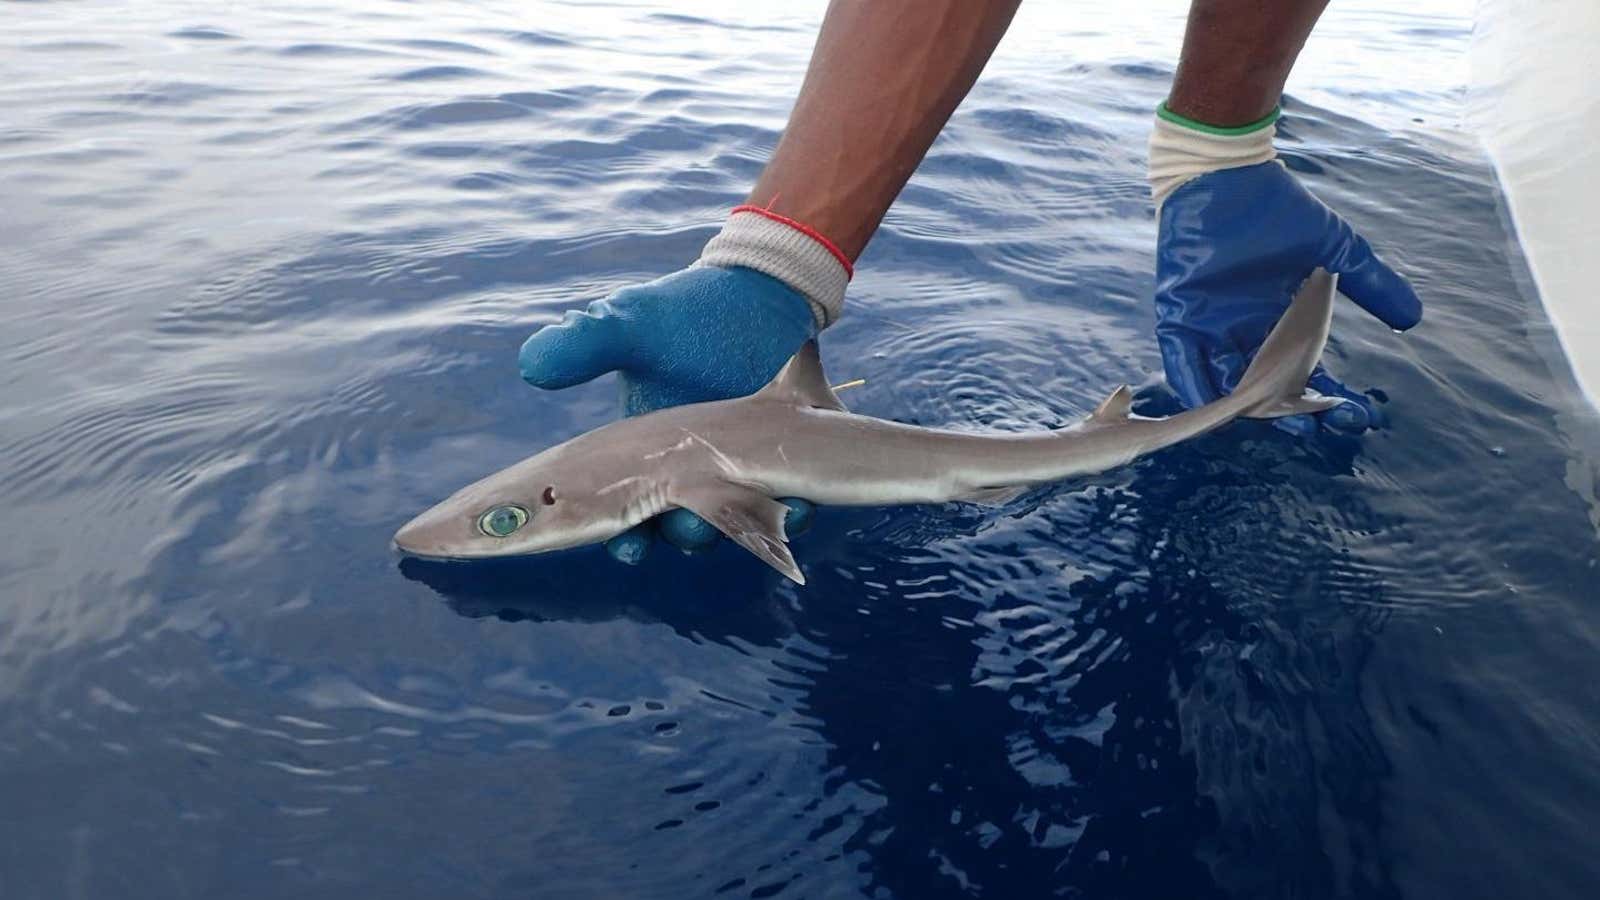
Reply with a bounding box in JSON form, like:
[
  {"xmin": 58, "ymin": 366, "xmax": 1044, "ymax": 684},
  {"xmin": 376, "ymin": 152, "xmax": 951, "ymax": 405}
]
[{"xmin": 395, "ymin": 270, "xmax": 1344, "ymax": 585}]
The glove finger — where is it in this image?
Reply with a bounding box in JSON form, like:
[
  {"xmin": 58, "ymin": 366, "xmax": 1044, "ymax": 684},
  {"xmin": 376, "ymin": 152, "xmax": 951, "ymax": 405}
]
[
  {"xmin": 779, "ymin": 498, "xmax": 814, "ymax": 537},
  {"xmin": 605, "ymin": 522, "xmax": 654, "ymax": 566},
  {"xmin": 1157, "ymin": 329, "xmax": 1222, "ymax": 409},
  {"xmin": 1321, "ymin": 220, "xmax": 1423, "ymax": 331},
  {"xmin": 518, "ymin": 300, "xmax": 628, "ymax": 389},
  {"xmin": 658, "ymin": 508, "xmax": 722, "ymax": 553},
  {"xmin": 1308, "ymin": 370, "xmax": 1381, "ymax": 433},
  {"xmin": 1272, "ymin": 414, "xmax": 1321, "ymax": 437}
]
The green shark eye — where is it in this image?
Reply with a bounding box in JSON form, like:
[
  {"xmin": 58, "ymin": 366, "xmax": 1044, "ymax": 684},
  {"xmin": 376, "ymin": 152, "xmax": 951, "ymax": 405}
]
[{"xmin": 478, "ymin": 505, "xmax": 529, "ymax": 538}]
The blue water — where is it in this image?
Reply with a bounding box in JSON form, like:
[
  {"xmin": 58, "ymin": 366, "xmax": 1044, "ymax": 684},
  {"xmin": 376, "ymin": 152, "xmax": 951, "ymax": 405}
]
[{"xmin": 3, "ymin": 1, "xmax": 1598, "ymax": 897}]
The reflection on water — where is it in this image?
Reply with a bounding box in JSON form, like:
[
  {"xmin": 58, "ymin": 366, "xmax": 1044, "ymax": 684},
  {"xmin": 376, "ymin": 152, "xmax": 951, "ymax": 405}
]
[{"xmin": 1, "ymin": 1, "xmax": 1598, "ymax": 898}]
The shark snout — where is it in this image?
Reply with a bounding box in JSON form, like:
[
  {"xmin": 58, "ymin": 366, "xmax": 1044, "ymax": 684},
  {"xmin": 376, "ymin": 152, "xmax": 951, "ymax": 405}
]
[
  {"xmin": 393, "ymin": 505, "xmax": 472, "ymax": 559},
  {"xmin": 392, "ymin": 516, "xmax": 427, "ymax": 555}
]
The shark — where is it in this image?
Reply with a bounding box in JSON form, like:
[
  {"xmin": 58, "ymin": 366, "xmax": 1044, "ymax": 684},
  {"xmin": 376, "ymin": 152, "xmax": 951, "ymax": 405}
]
[{"xmin": 395, "ymin": 269, "xmax": 1347, "ymax": 584}]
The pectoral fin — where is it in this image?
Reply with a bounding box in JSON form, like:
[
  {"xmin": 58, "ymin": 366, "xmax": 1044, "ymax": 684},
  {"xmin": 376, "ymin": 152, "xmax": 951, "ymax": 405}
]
[{"xmin": 668, "ymin": 479, "xmax": 805, "ymax": 585}]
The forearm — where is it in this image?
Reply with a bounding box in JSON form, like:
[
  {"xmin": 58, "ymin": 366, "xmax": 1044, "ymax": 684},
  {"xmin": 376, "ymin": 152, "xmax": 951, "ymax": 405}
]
[
  {"xmin": 747, "ymin": 0, "xmax": 1021, "ymax": 261},
  {"xmin": 1166, "ymin": 0, "xmax": 1329, "ymax": 126}
]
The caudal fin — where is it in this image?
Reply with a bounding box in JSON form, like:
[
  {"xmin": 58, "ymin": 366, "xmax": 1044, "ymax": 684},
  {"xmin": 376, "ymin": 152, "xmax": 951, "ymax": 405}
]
[{"xmin": 1232, "ymin": 269, "xmax": 1347, "ymax": 419}]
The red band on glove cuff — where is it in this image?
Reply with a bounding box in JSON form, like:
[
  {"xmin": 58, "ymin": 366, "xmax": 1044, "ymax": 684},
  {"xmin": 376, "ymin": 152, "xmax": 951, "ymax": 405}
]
[{"xmin": 730, "ymin": 205, "xmax": 854, "ymax": 279}]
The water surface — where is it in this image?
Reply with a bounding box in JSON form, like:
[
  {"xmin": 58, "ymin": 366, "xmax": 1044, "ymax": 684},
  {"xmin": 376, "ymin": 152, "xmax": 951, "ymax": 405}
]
[{"xmin": 2, "ymin": 2, "xmax": 1598, "ymax": 898}]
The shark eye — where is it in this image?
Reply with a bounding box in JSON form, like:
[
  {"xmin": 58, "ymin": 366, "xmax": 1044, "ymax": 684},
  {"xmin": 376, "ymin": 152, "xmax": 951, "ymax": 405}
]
[
  {"xmin": 477, "ymin": 505, "xmax": 529, "ymax": 538},
  {"xmin": 541, "ymin": 486, "xmax": 556, "ymax": 505}
]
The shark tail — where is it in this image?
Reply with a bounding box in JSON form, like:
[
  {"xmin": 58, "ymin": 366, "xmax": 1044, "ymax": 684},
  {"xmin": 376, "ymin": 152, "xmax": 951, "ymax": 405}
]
[{"xmin": 1230, "ymin": 268, "xmax": 1347, "ymax": 419}]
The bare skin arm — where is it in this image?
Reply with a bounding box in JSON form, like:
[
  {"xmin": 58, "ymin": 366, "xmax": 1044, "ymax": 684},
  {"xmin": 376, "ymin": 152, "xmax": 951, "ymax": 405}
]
[
  {"xmin": 745, "ymin": 0, "xmax": 1330, "ymax": 262},
  {"xmin": 747, "ymin": 0, "xmax": 1022, "ymax": 261},
  {"xmin": 1163, "ymin": 0, "xmax": 1330, "ymax": 126}
]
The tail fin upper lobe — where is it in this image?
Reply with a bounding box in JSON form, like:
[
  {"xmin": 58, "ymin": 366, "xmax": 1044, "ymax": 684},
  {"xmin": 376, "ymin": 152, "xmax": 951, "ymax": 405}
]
[{"xmin": 1232, "ymin": 269, "xmax": 1347, "ymax": 419}]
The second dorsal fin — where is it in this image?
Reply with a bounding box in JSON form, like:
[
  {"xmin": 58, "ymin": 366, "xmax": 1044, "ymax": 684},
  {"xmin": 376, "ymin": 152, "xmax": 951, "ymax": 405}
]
[
  {"xmin": 753, "ymin": 342, "xmax": 846, "ymax": 411},
  {"xmin": 1089, "ymin": 385, "xmax": 1133, "ymax": 425}
]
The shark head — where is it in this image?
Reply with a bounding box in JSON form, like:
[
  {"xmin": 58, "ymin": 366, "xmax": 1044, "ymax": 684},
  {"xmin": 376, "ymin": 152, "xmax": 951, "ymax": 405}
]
[{"xmin": 393, "ymin": 444, "xmax": 644, "ymax": 560}]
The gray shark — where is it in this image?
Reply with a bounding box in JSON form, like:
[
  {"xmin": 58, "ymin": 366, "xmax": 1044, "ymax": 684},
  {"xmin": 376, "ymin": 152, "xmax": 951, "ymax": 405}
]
[{"xmin": 395, "ymin": 270, "xmax": 1346, "ymax": 584}]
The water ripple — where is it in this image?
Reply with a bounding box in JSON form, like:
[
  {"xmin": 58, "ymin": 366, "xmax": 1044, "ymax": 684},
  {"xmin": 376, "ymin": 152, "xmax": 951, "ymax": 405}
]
[{"xmin": 0, "ymin": 1, "xmax": 1596, "ymax": 898}]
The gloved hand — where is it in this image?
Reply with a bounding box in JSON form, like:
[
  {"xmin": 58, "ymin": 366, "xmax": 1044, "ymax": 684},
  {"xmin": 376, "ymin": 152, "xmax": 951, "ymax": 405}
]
[
  {"xmin": 519, "ymin": 207, "xmax": 853, "ymax": 564},
  {"xmin": 1149, "ymin": 104, "xmax": 1422, "ymax": 435}
]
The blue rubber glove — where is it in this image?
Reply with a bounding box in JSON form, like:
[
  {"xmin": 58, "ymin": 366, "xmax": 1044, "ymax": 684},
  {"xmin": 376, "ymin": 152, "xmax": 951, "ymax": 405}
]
[
  {"xmin": 518, "ymin": 265, "xmax": 817, "ymax": 564},
  {"xmin": 1153, "ymin": 116, "xmax": 1422, "ymax": 436}
]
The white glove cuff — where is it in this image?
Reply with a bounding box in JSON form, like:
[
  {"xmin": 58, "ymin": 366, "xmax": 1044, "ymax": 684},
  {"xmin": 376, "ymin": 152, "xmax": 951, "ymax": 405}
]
[
  {"xmin": 1148, "ymin": 105, "xmax": 1278, "ymax": 210},
  {"xmin": 697, "ymin": 207, "xmax": 852, "ymax": 329}
]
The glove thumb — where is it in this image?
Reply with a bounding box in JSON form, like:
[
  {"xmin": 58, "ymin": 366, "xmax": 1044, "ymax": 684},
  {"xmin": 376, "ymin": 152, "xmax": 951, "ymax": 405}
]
[
  {"xmin": 518, "ymin": 299, "xmax": 630, "ymax": 389},
  {"xmin": 1321, "ymin": 218, "xmax": 1423, "ymax": 331}
]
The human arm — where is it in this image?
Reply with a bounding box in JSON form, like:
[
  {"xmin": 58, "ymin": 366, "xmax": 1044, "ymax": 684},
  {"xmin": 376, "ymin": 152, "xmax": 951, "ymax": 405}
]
[
  {"xmin": 1167, "ymin": 0, "xmax": 1329, "ymax": 128},
  {"xmin": 748, "ymin": 0, "xmax": 1022, "ymax": 258}
]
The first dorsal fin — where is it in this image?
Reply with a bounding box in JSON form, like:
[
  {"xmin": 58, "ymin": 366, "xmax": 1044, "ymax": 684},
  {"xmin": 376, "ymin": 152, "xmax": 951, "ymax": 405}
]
[
  {"xmin": 753, "ymin": 342, "xmax": 846, "ymax": 411},
  {"xmin": 1089, "ymin": 384, "xmax": 1133, "ymax": 425}
]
